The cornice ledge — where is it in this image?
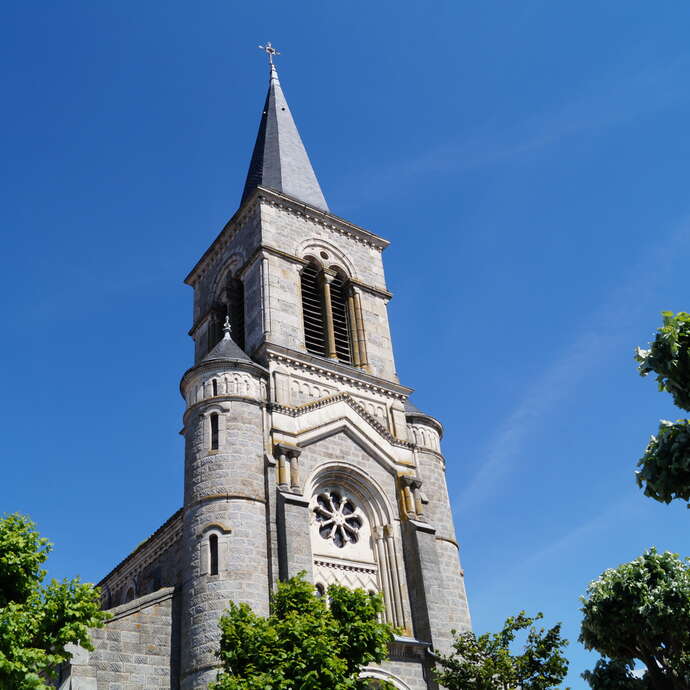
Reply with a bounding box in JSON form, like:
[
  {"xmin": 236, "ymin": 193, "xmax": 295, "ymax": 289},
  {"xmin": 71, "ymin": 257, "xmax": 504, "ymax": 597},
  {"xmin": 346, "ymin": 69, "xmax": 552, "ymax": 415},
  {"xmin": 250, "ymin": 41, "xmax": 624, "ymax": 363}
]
[
  {"xmin": 257, "ymin": 187, "xmax": 390, "ymax": 251},
  {"xmin": 262, "ymin": 344, "xmax": 412, "ymax": 398},
  {"xmin": 103, "ymin": 586, "xmax": 176, "ymax": 621}
]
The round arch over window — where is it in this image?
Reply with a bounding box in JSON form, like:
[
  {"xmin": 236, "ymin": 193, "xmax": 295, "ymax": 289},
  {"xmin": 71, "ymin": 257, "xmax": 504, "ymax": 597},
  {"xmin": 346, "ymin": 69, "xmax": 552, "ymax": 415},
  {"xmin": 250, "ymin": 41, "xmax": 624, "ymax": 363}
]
[
  {"xmin": 299, "ymin": 260, "xmax": 367, "ymax": 368},
  {"xmin": 207, "ymin": 268, "xmax": 245, "ymax": 354},
  {"xmin": 305, "ymin": 462, "xmax": 406, "ymax": 629}
]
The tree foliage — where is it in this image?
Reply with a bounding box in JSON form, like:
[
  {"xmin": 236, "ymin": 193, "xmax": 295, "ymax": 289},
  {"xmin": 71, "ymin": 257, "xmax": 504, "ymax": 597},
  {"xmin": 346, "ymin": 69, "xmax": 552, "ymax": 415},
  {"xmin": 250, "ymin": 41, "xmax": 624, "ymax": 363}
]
[
  {"xmin": 580, "ymin": 548, "xmax": 690, "ymax": 690},
  {"xmin": 637, "ymin": 419, "xmax": 690, "ymax": 506},
  {"xmin": 636, "ymin": 311, "xmax": 690, "ymax": 412},
  {"xmin": 433, "ymin": 611, "xmax": 569, "ymax": 690},
  {"xmin": 582, "ymin": 659, "xmax": 652, "ymax": 690},
  {"xmin": 210, "ymin": 573, "xmax": 395, "ymax": 690},
  {"xmin": 635, "ymin": 311, "xmax": 690, "ymax": 507},
  {"xmin": 0, "ymin": 513, "xmax": 108, "ymax": 690}
]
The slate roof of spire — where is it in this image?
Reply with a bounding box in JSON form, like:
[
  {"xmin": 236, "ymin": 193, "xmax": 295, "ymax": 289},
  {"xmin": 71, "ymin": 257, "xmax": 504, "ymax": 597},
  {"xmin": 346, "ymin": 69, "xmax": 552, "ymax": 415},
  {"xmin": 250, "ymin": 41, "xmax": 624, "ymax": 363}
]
[
  {"xmin": 241, "ymin": 64, "xmax": 329, "ymax": 212},
  {"xmin": 203, "ymin": 331, "xmax": 253, "ymax": 364}
]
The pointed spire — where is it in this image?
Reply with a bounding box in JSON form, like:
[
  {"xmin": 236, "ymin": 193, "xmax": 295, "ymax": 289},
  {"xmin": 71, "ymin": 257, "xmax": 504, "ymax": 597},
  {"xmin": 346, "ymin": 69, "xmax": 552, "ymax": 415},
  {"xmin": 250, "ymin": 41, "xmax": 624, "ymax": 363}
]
[{"xmin": 241, "ymin": 48, "xmax": 329, "ymax": 212}]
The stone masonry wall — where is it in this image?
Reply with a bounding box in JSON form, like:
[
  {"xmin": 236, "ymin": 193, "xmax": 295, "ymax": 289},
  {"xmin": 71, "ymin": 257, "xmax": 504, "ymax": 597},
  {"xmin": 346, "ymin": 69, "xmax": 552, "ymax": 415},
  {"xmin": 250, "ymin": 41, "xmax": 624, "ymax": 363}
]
[
  {"xmin": 411, "ymin": 444, "xmax": 471, "ymax": 653},
  {"xmin": 258, "ymin": 199, "xmax": 398, "ymax": 382},
  {"xmin": 58, "ymin": 587, "xmax": 175, "ymax": 690},
  {"xmin": 180, "ymin": 380, "xmax": 270, "ymax": 690}
]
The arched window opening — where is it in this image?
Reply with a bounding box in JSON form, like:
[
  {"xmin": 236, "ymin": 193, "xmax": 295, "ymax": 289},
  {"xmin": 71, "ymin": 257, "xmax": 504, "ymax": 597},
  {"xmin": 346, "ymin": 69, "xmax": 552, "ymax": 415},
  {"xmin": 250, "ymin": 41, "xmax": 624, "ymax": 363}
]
[
  {"xmin": 329, "ymin": 272, "xmax": 352, "ymax": 365},
  {"xmin": 207, "ymin": 275, "xmax": 245, "ymax": 355},
  {"xmin": 301, "ymin": 262, "xmax": 360, "ymax": 366},
  {"xmin": 209, "ymin": 534, "xmax": 219, "ymax": 575},
  {"xmin": 307, "ymin": 467, "xmax": 406, "ymax": 630},
  {"xmin": 212, "ymin": 379, "xmax": 218, "ymax": 396},
  {"xmin": 226, "ymin": 277, "xmax": 245, "ymax": 350},
  {"xmin": 210, "ymin": 413, "xmax": 219, "ymax": 450},
  {"xmin": 301, "ymin": 262, "xmax": 326, "ymax": 357}
]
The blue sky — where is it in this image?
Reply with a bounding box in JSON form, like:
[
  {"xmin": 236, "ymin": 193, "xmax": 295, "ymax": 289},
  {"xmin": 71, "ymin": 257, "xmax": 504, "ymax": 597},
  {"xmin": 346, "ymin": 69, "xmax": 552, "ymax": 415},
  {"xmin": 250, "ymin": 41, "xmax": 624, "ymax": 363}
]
[{"xmin": 2, "ymin": 2, "xmax": 689, "ymax": 686}]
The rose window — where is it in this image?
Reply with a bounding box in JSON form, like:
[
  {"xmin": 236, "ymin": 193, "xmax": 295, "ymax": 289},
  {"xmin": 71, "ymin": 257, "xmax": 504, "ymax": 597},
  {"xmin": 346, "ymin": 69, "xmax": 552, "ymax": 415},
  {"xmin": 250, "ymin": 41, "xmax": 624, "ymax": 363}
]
[{"xmin": 313, "ymin": 491, "xmax": 363, "ymax": 548}]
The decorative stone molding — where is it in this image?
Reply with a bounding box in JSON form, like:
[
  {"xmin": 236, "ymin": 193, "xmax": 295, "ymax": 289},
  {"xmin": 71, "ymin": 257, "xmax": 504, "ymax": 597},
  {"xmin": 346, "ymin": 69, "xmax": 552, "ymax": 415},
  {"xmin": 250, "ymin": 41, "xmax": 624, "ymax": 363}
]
[
  {"xmin": 198, "ymin": 522, "xmax": 232, "ymax": 537},
  {"xmin": 408, "ymin": 423, "xmax": 442, "ymax": 452},
  {"xmin": 296, "ymin": 237, "xmax": 358, "ymax": 279},
  {"xmin": 270, "ymin": 392, "xmax": 414, "ymax": 450},
  {"xmin": 258, "ymin": 187, "xmax": 389, "ymax": 251},
  {"xmin": 264, "ymin": 345, "xmax": 411, "ymax": 399},
  {"xmin": 186, "ymin": 371, "xmax": 266, "ymax": 407}
]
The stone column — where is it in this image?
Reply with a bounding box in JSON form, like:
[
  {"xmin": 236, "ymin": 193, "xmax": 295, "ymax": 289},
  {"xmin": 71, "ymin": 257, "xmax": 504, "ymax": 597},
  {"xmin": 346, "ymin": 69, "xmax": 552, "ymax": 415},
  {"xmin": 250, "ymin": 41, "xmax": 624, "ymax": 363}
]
[
  {"xmin": 346, "ymin": 289, "xmax": 361, "ymax": 367},
  {"xmin": 352, "ymin": 288, "xmax": 369, "ymax": 368},
  {"xmin": 277, "ymin": 448, "xmax": 290, "ymax": 490},
  {"xmin": 384, "ymin": 524, "xmax": 406, "ymax": 630},
  {"xmin": 321, "ymin": 273, "xmax": 338, "ymax": 359},
  {"xmin": 288, "ymin": 448, "xmax": 302, "ymax": 492}
]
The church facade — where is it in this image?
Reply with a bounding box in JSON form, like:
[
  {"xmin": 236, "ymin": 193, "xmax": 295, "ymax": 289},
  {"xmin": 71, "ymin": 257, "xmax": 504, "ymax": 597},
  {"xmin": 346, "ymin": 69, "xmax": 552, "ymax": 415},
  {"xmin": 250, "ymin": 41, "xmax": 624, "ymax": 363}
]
[{"xmin": 57, "ymin": 58, "xmax": 471, "ymax": 690}]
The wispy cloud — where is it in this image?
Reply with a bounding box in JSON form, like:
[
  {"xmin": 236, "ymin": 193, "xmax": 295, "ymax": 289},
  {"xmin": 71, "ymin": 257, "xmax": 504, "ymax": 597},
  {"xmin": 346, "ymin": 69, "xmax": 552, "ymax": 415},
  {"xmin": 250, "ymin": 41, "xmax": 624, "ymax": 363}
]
[
  {"xmin": 335, "ymin": 55, "xmax": 690, "ymax": 209},
  {"xmin": 474, "ymin": 493, "xmax": 639, "ymax": 601},
  {"xmin": 457, "ymin": 217, "xmax": 690, "ymax": 513}
]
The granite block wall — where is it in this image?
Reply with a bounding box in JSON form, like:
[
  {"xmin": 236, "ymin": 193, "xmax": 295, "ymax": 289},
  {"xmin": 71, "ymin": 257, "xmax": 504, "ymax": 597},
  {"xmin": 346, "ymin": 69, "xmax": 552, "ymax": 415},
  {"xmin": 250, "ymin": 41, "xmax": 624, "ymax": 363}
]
[{"xmin": 58, "ymin": 588, "xmax": 175, "ymax": 690}]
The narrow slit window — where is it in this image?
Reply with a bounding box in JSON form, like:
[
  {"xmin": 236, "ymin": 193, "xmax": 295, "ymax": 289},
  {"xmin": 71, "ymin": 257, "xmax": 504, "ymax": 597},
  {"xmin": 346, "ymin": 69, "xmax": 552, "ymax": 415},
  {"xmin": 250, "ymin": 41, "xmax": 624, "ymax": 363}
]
[
  {"xmin": 209, "ymin": 534, "xmax": 219, "ymax": 575},
  {"xmin": 210, "ymin": 413, "xmax": 219, "ymax": 450},
  {"xmin": 212, "ymin": 379, "xmax": 218, "ymax": 396}
]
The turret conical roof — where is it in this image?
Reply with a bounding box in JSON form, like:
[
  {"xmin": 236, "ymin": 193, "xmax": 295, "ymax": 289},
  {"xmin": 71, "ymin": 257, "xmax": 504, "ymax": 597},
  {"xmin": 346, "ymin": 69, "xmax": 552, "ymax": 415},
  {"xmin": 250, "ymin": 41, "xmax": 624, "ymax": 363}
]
[
  {"xmin": 203, "ymin": 329, "xmax": 252, "ymax": 364},
  {"xmin": 241, "ymin": 64, "xmax": 329, "ymax": 212}
]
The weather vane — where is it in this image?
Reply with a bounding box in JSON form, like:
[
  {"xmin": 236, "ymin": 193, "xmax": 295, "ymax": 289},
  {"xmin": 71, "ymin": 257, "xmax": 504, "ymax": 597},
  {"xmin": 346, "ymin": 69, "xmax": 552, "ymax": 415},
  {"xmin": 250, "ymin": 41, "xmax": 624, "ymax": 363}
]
[{"xmin": 258, "ymin": 42, "xmax": 280, "ymax": 65}]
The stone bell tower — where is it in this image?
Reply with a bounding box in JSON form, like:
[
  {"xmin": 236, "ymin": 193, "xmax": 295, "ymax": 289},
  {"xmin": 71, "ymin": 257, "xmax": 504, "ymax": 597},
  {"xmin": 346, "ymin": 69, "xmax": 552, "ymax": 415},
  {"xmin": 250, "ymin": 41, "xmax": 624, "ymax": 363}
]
[
  {"xmin": 178, "ymin": 50, "xmax": 472, "ymax": 689},
  {"xmin": 71, "ymin": 48, "xmax": 471, "ymax": 690}
]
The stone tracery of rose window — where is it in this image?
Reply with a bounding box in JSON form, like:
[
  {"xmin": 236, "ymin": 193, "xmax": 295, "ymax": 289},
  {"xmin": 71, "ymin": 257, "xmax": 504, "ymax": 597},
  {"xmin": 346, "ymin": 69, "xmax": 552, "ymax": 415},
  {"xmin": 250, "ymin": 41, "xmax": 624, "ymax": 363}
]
[{"xmin": 313, "ymin": 490, "xmax": 364, "ymax": 548}]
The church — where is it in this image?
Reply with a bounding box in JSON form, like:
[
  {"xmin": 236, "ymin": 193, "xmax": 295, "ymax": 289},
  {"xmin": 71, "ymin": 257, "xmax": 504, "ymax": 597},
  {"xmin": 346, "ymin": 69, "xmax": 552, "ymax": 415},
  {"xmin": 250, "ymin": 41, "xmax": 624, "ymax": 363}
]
[{"xmin": 57, "ymin": 49, "xmax": 472, "ymax": 690}]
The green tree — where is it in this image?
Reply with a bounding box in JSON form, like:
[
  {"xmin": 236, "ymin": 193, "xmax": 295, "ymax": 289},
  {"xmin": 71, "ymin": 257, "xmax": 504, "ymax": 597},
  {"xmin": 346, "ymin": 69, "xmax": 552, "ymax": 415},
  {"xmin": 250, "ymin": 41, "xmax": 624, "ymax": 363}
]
[
  {"xmin": 210, "ymin": 573, "xmax": 395, "ymax": 690},
  {"xmin": 0, "ymin": 513, "xmax": 108, "ymax": 690},
  {"xmin": 636, "ymin": 311, "xmax": 690, "ymax": 411},
  {"xmin": 582, "ymin": 659, "xmax": 652, "ymax": 690},
  {"xmin": 433, "ymin": 611, "xmax": 569, "ymax": 690},
  {"xmin": 637, "ymin": 419, "xmax": 690, "ymax": 506},
  {"xmin": 635, "ymin": 311, "xmax": 690, "ymax": 506},
  {"xmin": 579, "ymin": 548, "xmax": 690, "ymax": 690}
]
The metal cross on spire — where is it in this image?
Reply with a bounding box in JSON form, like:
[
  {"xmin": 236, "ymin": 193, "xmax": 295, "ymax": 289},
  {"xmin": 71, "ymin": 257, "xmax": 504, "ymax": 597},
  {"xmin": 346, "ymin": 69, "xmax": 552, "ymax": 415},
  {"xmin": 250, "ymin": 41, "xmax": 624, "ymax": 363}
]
[{"xmin": 258, "ymin": 42, "xmax": 280, "ymax": 65}]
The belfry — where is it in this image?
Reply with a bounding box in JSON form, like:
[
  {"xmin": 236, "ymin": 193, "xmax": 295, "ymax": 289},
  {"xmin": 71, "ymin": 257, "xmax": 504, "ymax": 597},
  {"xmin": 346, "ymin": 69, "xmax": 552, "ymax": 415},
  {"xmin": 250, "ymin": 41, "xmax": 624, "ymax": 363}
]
[{"xmin": 57, "ymin": 50, "xmax": 472, "ymax": 690}]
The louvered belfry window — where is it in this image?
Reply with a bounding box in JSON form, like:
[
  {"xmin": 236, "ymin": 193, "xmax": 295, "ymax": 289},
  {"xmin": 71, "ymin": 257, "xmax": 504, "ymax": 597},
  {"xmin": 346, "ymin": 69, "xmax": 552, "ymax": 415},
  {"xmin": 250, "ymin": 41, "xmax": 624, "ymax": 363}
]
[
  {"xmin": 330, "ymin": 273, "xmax": 352, "ymax": 365},
  {"xmin": 301, "ymin": 262, "xmax": 355, "ymax": 366},
  {"xmin": 301, "ymin": 262, "xmax": 327, "ymax": 357}
]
